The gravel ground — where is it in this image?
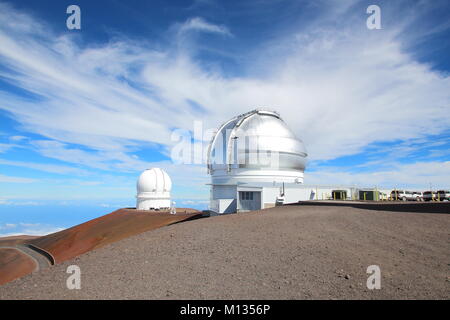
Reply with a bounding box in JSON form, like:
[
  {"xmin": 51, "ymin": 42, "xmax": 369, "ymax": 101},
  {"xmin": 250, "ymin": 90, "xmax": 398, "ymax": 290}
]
[{"xmin": 0, "ymin": 204, "xmax": 448, "ymax": 299}]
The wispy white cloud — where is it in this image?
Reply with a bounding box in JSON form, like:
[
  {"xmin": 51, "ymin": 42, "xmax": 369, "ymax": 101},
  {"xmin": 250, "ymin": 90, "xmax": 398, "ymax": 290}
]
[
  {"xmin": 0, "ymin": 158, "xmax": 89, "ymax": 175},
  {"xmin": 0, "ymin": 143, "xmax": 15, "ymax": 153},
  {"xmin": 0, "ymin": 199, "xmax": 43, "ymax": 205},
  {"xmin": 0, "ymin": 1, "xmax": 448, "ymax": 194},
  {"xmin": 0, "ymin": 136, "xmax": 28, "ymax": 153},
  {"xmin": 9, "ymin": 135, "xmax": 27, "ymax": 142},
  {"xmin": 0, "ymin": 174, "xmax": 36, "ymax": 183},
  {"xmin": 178, "ymin": 17, "xmax": 232, "ymax": 36},
  {"xmin": 0, "ymin": 223, "xmax": 16, "ymax": 229}
]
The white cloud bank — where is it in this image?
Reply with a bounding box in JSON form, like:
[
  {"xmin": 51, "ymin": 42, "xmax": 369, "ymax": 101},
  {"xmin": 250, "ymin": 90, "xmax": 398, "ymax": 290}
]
[
  {"xmin": 0, "ymin": 222, "xmax": 64, "ymax": 237},
  {"xmin": 0, "ymin": 1, "xmax": 449, "ymax": 192}
]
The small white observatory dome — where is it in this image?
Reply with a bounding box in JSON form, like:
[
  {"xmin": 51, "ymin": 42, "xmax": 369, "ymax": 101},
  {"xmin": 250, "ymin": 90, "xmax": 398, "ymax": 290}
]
[{"xmin": 136, "ymin": 168, "xmax": 172, "ymax": 210}]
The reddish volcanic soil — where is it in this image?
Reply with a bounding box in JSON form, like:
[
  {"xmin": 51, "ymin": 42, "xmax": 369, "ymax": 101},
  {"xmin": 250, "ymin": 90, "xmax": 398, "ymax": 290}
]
[
  {"xmin": 28, "ymin": 208, "xmax": 200, "ymax": 263},
  {"xmin": 0, "ymin": 235, "xmax": 39, "ymax": 246},
  {"xmin": 0, "ymin": 208, "xmax": 200, "ymax": 285},
  {"xmin": 0, "ymin": 248, "xmax": 37, "ymax": 285},
  {"xmin": 0, "ymin": 203, "xmax": 448, "ymax": 299}
]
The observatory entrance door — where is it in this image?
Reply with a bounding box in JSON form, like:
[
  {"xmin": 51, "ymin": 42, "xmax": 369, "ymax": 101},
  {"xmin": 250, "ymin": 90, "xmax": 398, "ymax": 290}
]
[{"xmin": 238, "ymin": 191, "xmax": 261, "ymax": 211}]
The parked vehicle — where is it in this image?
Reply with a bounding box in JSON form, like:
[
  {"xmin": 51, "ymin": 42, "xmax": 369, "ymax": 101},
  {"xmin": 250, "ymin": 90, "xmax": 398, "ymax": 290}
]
[
  {"xmin": 422, "ymin": 191, "xmax": 436, "ymax": 201},
  {"xmin": 390, "ymin": 190, "xmax": 415, "ymax": 201},
  {"xmin": 412, "ymin": 191, "xmax": 423, "ymax": 201},
  {"xmin": 436, "ymin": 190, "xmax": 450, "ymax": 201}
]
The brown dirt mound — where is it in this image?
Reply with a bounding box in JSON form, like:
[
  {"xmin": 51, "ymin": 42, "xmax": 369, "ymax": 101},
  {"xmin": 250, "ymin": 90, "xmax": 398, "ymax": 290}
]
[
  {"xmin": 0, "ymin": 208, "xmax": 201, "ymax": 285},
  {"xmin": 0, "ymin": 248, "xmax": 37, "ymax": 285},
  {"xmin": 28, "ymin": 208, "xmax": 201, "ymax": 263},
  {"xmin": 0, "ymin": 235, "xmax": 39, "ymax": 247}
]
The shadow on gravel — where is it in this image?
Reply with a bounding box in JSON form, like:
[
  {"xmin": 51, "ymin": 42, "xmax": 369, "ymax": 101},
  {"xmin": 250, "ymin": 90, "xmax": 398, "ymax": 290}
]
[
  {"xmin": 289, "ymin": 201, "xmax": 450, "ymax": 214},
  {"xmin": 169, "ymin": 212, "xmax": 210, "ymax": 225}
]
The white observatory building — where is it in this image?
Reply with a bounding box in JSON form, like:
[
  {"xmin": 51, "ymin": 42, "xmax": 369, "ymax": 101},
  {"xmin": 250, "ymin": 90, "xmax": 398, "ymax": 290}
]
[
  {"xmin": 136, "ymin": 168, "xmax": 172, "ymax": 210},
  {"xmin": 207, "ymin": 109, "xmax": 308, "ymax": 213}
]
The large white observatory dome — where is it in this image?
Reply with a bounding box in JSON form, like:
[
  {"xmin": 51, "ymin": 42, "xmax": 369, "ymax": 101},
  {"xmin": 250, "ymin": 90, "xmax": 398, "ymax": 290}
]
[
  {"xmin": 207, "ymin": 109, "xmax": 307, "ymax": 185},
  {"xmin": 136, "ymin": 168, "xmax": 172, "ymax": 210}
]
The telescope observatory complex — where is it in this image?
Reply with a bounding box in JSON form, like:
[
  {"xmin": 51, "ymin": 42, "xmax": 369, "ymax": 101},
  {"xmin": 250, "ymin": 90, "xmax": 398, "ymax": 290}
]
[
  {"xmin": 207, "ymin": 109, "xmax": 309, "ymax": 213},
  {"xmin": 207, "ymin": 109, "xmax": 388, "ymax": 213}
]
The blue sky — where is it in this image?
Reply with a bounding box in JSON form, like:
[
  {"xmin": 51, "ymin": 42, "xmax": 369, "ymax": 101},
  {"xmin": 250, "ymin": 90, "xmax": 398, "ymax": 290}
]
[{"xmin": 0, "ymin": 0, "xmax": 449, "ymax": 235}]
